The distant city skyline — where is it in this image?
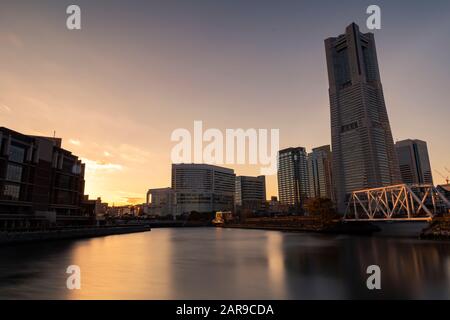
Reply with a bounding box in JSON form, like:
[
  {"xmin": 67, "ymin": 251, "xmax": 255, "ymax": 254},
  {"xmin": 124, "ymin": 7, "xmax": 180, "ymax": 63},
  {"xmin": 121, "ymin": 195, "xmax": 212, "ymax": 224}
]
[{"xmin": 1, "ymin": 0, "xmax": 450, "ymax": 204}]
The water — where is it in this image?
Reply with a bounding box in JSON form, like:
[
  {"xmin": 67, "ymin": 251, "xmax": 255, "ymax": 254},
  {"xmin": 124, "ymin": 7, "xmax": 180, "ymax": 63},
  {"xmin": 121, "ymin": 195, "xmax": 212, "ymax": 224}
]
[{"xmin": 0, "ymin": 227, "xmax": 449, "ymax": 300}]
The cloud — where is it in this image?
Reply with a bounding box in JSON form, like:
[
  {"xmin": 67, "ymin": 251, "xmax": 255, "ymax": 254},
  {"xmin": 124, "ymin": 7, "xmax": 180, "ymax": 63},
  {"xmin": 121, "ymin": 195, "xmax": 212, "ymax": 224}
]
[
  {"xmin": 81, "ymin": 158, "xmax": 123, "ymax": 173},
  {"xmin": 124, "ymin": 197, "xmax": 144, "ymax": 205},
  {"xmin": 117, "ymin": 144, "xmax": 153, "ymax": 164},
  {"xmin": 69, "ymin": 139, "xmax": 81, "ymax": 146},
  {"xmin": 0, "ymin": 103, "xmax": 11, "ymax": 113},
  {"xmin": 23, "ymin": 96, "xmax": 52, "ymax": 113}
]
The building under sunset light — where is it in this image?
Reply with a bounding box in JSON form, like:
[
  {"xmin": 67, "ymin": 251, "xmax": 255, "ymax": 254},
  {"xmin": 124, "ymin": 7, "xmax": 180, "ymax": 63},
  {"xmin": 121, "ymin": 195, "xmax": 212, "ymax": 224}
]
[{"xmin": 0, "ymin": 127, "xmax": 90, "ymax": 228}]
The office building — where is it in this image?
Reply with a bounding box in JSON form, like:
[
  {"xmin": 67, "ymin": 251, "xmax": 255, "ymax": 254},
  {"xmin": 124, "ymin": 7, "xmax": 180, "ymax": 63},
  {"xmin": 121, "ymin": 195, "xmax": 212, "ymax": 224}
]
[
  {"xmin": 171, "ymin": 163, "xmax": 235, "ymax": 215},
  {"xmin": 307, "ymin": 145, "xmax": 334, "ymax": 200},
  {"xmin": 325, "ymin": 23, "xmax": 401, "ymax": 212},
  {"xmin": 235, "ymin": 175, "xmax": 266, "ymax": 211},
  {"xmin": 146, "ymin": 187, "xmax": 175, "ymax": 216},
  {"xmin": 0, "ymin": 127, "xmax": 88, "ymax": 228},
  {"xmin": 277, "ymin": 147, "xmax": 309, "ymax": 208},
  {"xmin": 395, "ymin": 139, "xmax": 433, "ymax": 185}
]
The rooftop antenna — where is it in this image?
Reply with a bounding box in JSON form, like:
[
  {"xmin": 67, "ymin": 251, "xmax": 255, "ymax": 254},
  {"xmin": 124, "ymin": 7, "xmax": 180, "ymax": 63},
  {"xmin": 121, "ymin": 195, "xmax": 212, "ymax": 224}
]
[{"xmin": 53, "ymin": 130, "xmax": 56, "ymax": 138}]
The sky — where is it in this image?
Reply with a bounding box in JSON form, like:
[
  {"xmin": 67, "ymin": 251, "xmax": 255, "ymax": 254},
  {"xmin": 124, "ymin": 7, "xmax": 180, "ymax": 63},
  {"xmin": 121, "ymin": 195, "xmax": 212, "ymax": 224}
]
[{"xmin": 1, "ymin": 0, "xmax": 450, "ymax": 205}]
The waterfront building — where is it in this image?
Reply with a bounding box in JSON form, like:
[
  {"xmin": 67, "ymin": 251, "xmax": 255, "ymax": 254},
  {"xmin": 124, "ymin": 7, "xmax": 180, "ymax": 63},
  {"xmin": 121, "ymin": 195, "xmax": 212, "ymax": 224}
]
[
  {"xmin": 267, "ymin": 196, "xmax": 289, "ymax": 215},
  {"xmin": 108, "ymin": 205, "xmax": 138, "ymax": 217},
  {"xmin": 395, "ymin": 139, "xmax": 433, "ymax": 185},
  {"xmin": 235, "ymin": 175, "xmax": 266, "ymax": 212},
  {"xmin": 235, "ymin": 175, "xmax": 266, "ymax": 205},
  {"xmin": 171, "ymin": 163, "xmax": 235, "ymax": 215},
  {"xmin": 81, "ymin": 196, "xmax": 108, "ymax": 223},
  {"xmin": 307, "ymin": 145, "xmax": 334, "ymax": 201},
  {"xmin": 146, "ymin": 187, "xmax": 175, "ymax": 216},
  {"xmin": 325, "ymin": 23, "xmax": 401, "ymax": 213},
  {"xmin": 277, "ymin": 147, "xmax": 309, "ymax": 209},
  {"xmin": 0, "ymin": 127, "xmax": 88, "ymax": 229}
]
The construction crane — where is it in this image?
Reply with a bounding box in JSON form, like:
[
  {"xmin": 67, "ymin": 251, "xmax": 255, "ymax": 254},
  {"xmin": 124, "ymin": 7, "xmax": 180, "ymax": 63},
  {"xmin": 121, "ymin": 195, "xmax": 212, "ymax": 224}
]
[{"xmin": 435, "ymin": 170, "xmax": 449, "ymax": 185}]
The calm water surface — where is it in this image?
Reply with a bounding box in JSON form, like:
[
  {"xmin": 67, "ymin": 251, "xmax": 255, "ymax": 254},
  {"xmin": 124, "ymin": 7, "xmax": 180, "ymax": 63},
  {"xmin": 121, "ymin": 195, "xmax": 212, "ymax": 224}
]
[{"xmin": 0, "ymin": 227, "xmax": 449, "ymax": 299}]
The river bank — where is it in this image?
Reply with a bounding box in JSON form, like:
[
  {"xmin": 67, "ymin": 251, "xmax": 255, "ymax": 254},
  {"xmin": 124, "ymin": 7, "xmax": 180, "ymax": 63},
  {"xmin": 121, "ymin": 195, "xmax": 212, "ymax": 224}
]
[
  {"xmin": 222, "ymin": 216, "xmax": 380, "ymax": 235},
  {"xmin": 225, "ymin": 216, "xmax": 450, "ymax": 240},
  {"xmin": 420, "ymin": 218, "xmax": 450, "ymax": 240},
  {"xmin": 147, "ymin": 220, "xmax": 211, "ymax": 228},
  {"xmin": 0, "ymin": 225, "xmax": 151, "ymax": 245}
]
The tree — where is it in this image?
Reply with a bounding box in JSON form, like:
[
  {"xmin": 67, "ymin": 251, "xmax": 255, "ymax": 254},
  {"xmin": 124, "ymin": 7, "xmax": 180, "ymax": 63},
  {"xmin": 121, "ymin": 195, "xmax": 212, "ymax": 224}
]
[{"xmin": 305, "ymin": 198, "xmax": 337, "ymax": 223}]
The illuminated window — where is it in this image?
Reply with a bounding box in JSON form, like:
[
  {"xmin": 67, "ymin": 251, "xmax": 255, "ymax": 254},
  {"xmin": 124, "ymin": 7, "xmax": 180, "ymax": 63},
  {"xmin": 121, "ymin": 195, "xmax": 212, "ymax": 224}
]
[{"xmin": 3, "ymin": 184, "xmax": 20, "ymax": 201}]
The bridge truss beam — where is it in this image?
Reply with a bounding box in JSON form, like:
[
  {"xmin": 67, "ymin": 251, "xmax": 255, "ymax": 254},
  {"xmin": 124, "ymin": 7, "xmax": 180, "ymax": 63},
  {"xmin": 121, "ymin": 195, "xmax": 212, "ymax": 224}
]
[{"xmin": 343, "ymin": 184, "xmax": 450, "ymax": 221}]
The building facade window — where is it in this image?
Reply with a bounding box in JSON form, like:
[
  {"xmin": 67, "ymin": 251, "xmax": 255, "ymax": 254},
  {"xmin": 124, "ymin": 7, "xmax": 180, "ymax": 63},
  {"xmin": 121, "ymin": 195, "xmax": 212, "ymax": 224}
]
[
  {"xmin": 3, "ymin": 184, "xmax": 21, "ymax": 201},
  {"xmin": 9, "ymin": 145, "xmax": 26, "ymax": 163},
  {"xmin": 6, "ymin": 164, "xmax": 23, "ymax": 183}
]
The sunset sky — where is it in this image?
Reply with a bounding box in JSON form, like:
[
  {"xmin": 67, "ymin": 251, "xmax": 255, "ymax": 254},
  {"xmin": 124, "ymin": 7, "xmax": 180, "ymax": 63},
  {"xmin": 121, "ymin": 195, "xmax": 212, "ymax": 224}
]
[{"xmin": 1, "ymin": 0, "xmax": 449, "ymax": 205}]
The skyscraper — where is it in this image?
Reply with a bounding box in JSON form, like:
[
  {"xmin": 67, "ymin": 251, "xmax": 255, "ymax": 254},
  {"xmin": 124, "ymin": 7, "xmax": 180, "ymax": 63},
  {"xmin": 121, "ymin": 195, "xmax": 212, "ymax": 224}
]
[
  {"xmin": 307, "ymin": 145, "xmax": 334, "ymax": 201},
  {"xmin": 395, "ymin": 139, "xmax": 433, "ymax": 185},
  {"xmin": 277, "ymin": 147, "xmax": 309, "ymax": 209},
  {"xmin": 325, "ymin": 23, "xmax": 401, "ymax": 213}
]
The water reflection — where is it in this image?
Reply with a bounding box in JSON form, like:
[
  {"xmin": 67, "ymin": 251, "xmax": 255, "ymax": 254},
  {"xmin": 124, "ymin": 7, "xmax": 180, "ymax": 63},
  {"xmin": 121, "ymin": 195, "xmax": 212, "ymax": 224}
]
[
  {"xmin": 0, "ymin": 228, "xmax": 449, "ymax": 299},
  {"xmin": 266, "ymin": 232, "xmax": 286, "ymax": 299},
  {"xmin": 66, "ymin": 230, "xmax": 174, "ymax": 299}
]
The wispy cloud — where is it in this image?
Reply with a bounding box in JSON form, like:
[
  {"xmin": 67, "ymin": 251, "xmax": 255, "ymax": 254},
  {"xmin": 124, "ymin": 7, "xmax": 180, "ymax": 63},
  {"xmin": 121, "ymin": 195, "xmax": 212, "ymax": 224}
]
[
  {"xmin": 124, "ymin": 197, "xmax": 144, "ymax": 205},
  {"xmin": 82, "ymin": 158, "xmax": 123, "ymax": 173},
  {"xmin": 114, "ymin": 191, "xmax": 145, "ymax": 205},
  {"xmin": 23, "ymin": 96, "xmax": 52, "ymax": 113},
  {"xmin": 118, "ymin": 144, "xmax": 153, "ymax": 164},
  {"xmin": 0, "ymin": 103, "xmax": 11, "ymax": 113},
  {"xmin": 69, "ymin": 139, "xmax": 81, "ymax": 146}
]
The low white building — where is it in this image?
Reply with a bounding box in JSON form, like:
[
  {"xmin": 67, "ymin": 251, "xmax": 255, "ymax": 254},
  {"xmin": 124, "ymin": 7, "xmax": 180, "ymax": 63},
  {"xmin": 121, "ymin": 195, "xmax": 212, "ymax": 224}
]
[{"xmin": 147, "ymin": 164, "xmax": 236, "ymax": 216}]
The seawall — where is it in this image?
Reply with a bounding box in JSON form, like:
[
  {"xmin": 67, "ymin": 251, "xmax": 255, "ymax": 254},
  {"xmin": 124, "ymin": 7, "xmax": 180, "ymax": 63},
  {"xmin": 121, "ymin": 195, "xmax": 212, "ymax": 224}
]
[
  {"xmin": 223, "ymin": 217, "xmax": 380, "ymax": 235},
  {"xmin": 0, "ymin": 225, "xmax": 151, "ymax": 245}
]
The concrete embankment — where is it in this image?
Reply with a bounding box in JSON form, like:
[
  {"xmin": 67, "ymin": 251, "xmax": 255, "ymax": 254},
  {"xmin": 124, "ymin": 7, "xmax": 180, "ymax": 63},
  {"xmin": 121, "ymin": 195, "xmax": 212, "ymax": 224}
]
[
  {"xmin": 223, "ymin": 217, "xmax": 380, "ymax": 235},
  {"xmin": 147, "ymin": 221, "xmax": 211, "ymax": 228},
  {"xmin": 0, "ymin": 225, "xmax": 151, "ymax": 245}
]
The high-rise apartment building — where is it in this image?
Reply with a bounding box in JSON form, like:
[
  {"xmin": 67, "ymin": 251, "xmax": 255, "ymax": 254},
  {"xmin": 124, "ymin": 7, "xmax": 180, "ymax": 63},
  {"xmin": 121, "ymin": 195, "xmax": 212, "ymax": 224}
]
[
  {"xmin": 171, "ymin": 164, "xmax": 235, "ymax": 215},
  {"xmin": 395, "ymin": 139, "xmax": 433, "ymax": 185},
  {"xmin": 277, "ymin": 147, "xmax": 309, "ymax": 208},
  {"xmin": 325, "ymin": 23, "xmax": 401, "ymax": 212},
  {"xmin": 307, "ymin": 145, "xmax": 334, "ymax": 201}
]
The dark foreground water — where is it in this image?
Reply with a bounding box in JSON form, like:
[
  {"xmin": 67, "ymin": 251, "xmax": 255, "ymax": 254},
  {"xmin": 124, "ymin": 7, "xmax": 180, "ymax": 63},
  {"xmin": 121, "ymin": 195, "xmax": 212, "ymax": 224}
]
[{"xmin": 0, "ymin": 227, "xmax": 449, "ymax": 299}]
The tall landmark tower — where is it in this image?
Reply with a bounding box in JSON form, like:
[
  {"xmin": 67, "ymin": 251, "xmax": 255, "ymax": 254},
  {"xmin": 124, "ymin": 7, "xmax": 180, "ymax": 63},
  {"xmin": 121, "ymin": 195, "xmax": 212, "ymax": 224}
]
[{"xmin": 325, "ymin": 23, "xmax": 401, "ymax": 213}]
